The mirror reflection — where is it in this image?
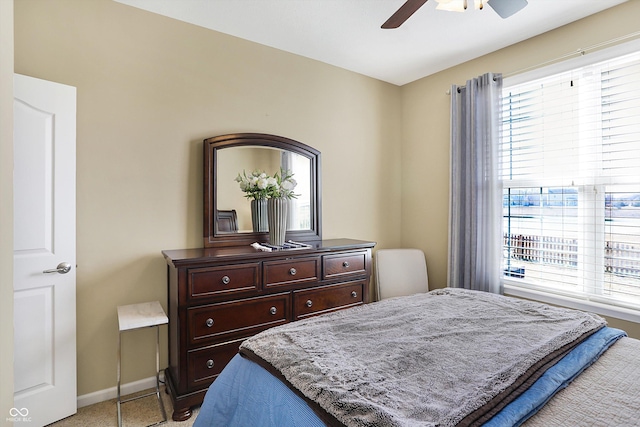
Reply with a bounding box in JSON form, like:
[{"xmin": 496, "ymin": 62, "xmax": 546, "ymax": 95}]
[{"xmin": 216, "ymin": 146, "xmax": 312, "ymax": 233}]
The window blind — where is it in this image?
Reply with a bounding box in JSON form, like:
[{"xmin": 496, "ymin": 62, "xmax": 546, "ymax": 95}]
[{"xmin": 501, "ymin": 50, "xmax": 640, "ymax": 309}]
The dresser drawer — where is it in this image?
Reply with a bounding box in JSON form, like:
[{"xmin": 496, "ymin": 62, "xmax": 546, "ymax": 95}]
[
  {"xmin": 323, "ymin": 252, "xmax": 366, "ymax": 280},
  {"xmin": 263, "ymin": 257, "xmax": 320, "ymax": 288},
  {"xmin": 188, "ymin": 263, "xmax": 260, "ymax": 299},
  {"xmin": 293, "ymin": 281, "xmax": 364, "ymax": 320},
  {"xmin": 188, "ymin": 293, "xmax": 289, "ymax": 345},
  {"xmin": 187, "ymin": 339, "xmax": 243, "ymax": 389}
]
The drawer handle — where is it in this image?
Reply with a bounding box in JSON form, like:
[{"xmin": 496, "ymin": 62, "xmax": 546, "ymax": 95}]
[
  {"xmin": 270, "ymin": 306, "xmax": 277, "ymax": 315},
  {"xmin": 289, "ymin": 267, "xmax": 297, "ymax": 276},
  {"xmin": 343, "ymin": 261, "xmax": 350, "ymax": 268},
  {"xmin": 351, "ymin": 291, "xmax": 358, "ymax": 298},
  {"xmin": 306, "ymin": 300, "xmax": 313, "ymax": 308},
  {"xmin": 206, "ymin": 359, "xmax": 214, "ymax": 369},
  {"xmin": 221, "ymin": 275, "xmax": 230, "ymax": 285},
  {"xmin": 206, "ymin": 318, "xmax": 214, "ymax": 327}
]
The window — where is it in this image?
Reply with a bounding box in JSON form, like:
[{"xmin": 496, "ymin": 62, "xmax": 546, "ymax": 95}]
[{"xmin": 501, "ymin": 43, "xmax": 640, "ymax": 312}]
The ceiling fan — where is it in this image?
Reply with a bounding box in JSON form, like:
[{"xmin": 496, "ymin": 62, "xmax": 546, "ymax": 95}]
[{"xmin": 381, "ymin": 0, "xmax": 528, "ymax": 29}]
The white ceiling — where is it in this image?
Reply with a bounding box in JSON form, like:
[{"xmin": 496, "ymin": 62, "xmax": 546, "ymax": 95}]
[{"xmin": 114, "ymin": 0, "xmax": 627, "ymax": 86}]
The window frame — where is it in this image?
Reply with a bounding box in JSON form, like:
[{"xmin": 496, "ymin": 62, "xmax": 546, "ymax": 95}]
[{"xmin": 501, "ymin": 38, "xmax": 640, "ymax": 323}]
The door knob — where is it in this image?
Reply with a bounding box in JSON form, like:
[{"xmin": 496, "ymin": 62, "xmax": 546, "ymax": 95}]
[{"xmin": 43, "ymin": 262, "xmax": 72, "ymax": 274}]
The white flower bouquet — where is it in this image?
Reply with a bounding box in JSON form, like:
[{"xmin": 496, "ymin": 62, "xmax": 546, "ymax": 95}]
[{"xmin": 235, "ymin": 168, "xmax": 298, "ymax": 200}]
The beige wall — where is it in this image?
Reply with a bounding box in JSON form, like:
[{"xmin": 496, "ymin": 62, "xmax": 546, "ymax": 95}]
[
  {"xmin": 14, "ymin": 0, "xmax": 402, "ymax": 396},
  {"xmin": 1, "ymin": 0, "xmax": 14, "ymax": 422},
  {"xmin": 401, "ymin": 1, "xmax": 640, "ymax": 338},
  {"xmin": 12, "ymin": 0, "xmax": 640, "ymax": 400}
]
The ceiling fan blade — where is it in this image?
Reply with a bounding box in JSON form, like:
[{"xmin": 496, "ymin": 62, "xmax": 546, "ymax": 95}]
[
  {"xmin": 381, "ymin": 0, "xmax": 429, "ymax": 29},
  {"xmin": 488, "ymin": 0, "xmax": 528, "ymax": 19}
]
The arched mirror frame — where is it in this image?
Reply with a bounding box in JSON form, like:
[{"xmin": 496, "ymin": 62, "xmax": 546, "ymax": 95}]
[{"xmin": 204, "ymin": 133, "xmax": 322, "ymax": 248}]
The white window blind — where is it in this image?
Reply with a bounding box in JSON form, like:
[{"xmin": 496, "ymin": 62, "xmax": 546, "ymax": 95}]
[{"xmin": 501, "ymin": 49, "xmax": 640, "ymax": 310}]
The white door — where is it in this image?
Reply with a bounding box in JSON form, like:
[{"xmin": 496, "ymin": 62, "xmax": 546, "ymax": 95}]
[{"xmin": 13, "ymin": 74, "xmax": 77, "ymax": 426}]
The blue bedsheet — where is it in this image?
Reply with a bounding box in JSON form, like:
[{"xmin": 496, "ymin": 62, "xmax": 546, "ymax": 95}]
[
  {"xmin": 194, "ymin": 327, "xmax": 626, "ymax": 427},
  {"xmin": 484, "ymin": 326, "xmax": 626, "ymax": 426},
  {"xmin": 193, "ymin": 352, "xmax": 324, "ymax": 427}
]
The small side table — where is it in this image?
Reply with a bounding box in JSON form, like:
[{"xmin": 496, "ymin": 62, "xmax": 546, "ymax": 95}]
[{"xmin": 117, "ymin": 301, "xmax": 168, "ymax": 427}]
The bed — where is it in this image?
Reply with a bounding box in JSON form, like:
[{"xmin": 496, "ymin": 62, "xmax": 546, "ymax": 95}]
[{"xmin": 192, "ymin": 288, "xmax": 640, "ymax": 427}]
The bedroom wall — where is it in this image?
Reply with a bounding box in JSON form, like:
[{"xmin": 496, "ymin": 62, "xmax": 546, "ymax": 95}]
[
  {"xmin": 14, "ymin": 0, "xmax": 402, "ymax": 396},
  {"xmin": 401, "ymin": 0, "xmax": 640, "ymax": 339},
  {"xmin": 0, "ymin": 0, "xmax": 15, "ymax": 419}
]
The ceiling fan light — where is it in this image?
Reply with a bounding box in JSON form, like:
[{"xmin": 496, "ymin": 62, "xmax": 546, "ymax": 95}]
[
  {"xmin": 435, "ymin": 0, "xmax": 467, "ymax": 12},
  {"xmin": 474, "ymin": 0, "xmax": 488, "ymax": 10}
]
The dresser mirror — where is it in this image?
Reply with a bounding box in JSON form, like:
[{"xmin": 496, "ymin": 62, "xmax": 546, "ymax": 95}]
[{"xmin": 204, "ymin": 133, "xmax": 322, "ymax": 248}]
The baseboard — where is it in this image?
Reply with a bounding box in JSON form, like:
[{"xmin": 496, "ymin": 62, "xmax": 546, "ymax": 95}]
[{"xmin": 77, "ymin": 372, "xmax": 165, "ymax": 408}]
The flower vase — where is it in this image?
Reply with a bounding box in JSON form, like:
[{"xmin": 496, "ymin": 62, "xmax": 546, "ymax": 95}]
[
  {"xmin": 251, "ymin": 199, "xmax": 268, "ymax": 232},
  {"xmin": 267, "ymin": 197, "xmax": 288, "ymax": 246}
]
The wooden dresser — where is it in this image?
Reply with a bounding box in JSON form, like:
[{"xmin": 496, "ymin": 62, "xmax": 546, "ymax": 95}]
[{"xmin": 162, "ymin": 238, "xmax": 375, "ymax": 421}]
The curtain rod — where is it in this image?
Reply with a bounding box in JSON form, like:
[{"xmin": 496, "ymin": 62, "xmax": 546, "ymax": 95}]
[
  {"xmin": 503, "ymin": 30, "xmax": 640, "ymax": 78},
  {"xmin": 446, "ymin": 30, "xmax": 640, "ymax": 95}
]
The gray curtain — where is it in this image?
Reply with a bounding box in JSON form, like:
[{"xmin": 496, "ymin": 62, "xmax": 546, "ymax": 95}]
[{"xmin": 448, "ymin": 72, "xmax": 503, "ymax": 294}]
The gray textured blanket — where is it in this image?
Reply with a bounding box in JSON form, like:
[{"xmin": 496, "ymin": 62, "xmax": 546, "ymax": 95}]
[{"xmin": 239, "ymin": 288, "xmax": 605, "ymax": 427}]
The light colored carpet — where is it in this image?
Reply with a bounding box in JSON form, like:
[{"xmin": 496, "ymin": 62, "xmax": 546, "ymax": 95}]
[{"xmin": 47, "ymin": 386, "xmax": 199, "ymax": 427}]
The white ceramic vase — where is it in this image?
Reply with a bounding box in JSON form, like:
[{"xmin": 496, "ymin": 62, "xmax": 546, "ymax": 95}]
[
  {"xmin": 251, "ymin": 199, "xmax": 268, "ymax": 233},
  {"xmin": 267, "ymin": 197, "xmax": 288, "ymax": 246}
]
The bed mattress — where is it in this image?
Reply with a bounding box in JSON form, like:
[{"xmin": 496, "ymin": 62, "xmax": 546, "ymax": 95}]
[
  {"xmin": 194, "ymin": 330, "xmax": 634, "ymax": 427},
  {"xmin": 193, "ymin": 289, "xmax": 637, "ymax": 426}
]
